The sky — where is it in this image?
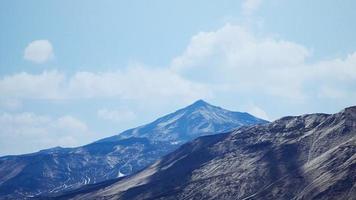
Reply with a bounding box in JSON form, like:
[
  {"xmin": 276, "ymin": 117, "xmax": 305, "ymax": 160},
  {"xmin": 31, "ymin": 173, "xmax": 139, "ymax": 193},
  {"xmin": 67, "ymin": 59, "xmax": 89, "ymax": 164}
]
[{"xmin": 1, "ymin": 0, "xmax": 356, "ymax": 156}]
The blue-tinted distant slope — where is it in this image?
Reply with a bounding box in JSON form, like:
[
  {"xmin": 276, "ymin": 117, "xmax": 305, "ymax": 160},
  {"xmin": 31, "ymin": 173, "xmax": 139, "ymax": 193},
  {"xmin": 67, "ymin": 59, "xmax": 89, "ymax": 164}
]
[
  {"xmin": 99, "ymin": 100, "xmax": 268, "ymax": 144},
  {"xmin": 0, "ymin": 137, "xmax": 176, "ymax": 199}
]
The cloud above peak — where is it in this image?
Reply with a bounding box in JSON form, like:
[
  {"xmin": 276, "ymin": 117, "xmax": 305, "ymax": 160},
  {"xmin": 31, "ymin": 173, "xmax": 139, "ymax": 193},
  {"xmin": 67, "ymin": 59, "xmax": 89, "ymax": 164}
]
[
  {"xmin": 242, "ymin": 0, "xmax": 263, "ymax": 16},
  {"xmin": 171, "ymin": 24, "xmax": 356, "ymax": 103},
  {"xmin": 24, "ymin": 40, "xmax": 54, "ymax": 64},
  {"xmin": 2, "ymin": 24, "xmax": 356, "ymax": 112}
]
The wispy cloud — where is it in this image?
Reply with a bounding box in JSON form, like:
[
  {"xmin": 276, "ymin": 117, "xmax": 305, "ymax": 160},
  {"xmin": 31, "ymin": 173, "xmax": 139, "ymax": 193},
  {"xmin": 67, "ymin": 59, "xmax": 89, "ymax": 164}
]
[
  {"xmin": 246, "ymin": 104, "xmax": 270, "ymax": 120},
  {"xmin": 242, "ymin": 0, "xmax": 262, "ymax": 16},
  {"xmin": 0, "ymin": 99, "xmax": 22, "ymax": 111},
  {"xmin": 171, "ymin": 24, "xmax": 356, "ymax": 103},
  {"xmin": 0, "ymin": 112, "xmax": 91, "ymax": 155},
  {"xmin": 0, "ymin": 66, "xmax": 211, "ymax": 102},
  {"xmin": 97, "ymin": 108, "xmax": 136, "ymax": 123}
]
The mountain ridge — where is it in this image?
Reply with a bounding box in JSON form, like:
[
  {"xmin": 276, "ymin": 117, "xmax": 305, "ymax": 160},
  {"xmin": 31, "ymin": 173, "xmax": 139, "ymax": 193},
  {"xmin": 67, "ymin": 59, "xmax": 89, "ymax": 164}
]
[
  {"xmin": 0, "ymin": 100, "xmax": 267, "ymax": 199},
  {"xmin": 59, "ymin": 106, "xmax": 356, "ymax": 200}
]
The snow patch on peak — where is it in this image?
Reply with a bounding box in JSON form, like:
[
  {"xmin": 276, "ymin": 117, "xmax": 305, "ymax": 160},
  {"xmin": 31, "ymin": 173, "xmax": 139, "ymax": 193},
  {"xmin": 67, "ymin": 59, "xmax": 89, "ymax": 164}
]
[
  {"xmin": 118, "ymin": 171, "xmax": 126, "ymax": 178},
  {"xmin": 157, "ymin": 112, "xmax": 185, "ymax": 127}
]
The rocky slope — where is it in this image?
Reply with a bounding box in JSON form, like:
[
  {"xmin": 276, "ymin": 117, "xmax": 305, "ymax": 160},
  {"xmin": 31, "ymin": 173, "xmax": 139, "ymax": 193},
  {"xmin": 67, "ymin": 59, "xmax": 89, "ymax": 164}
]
[
  {"xmin": 0, "ymin": 138, "xmax": 176, "ymax": 199},
  {"xmin": 0, "ymin": 100, "xmax": 266, "ymax": 199},
  {"xmin": 61, "ymin": 106, "xmax": 356, "ymax": 200}
]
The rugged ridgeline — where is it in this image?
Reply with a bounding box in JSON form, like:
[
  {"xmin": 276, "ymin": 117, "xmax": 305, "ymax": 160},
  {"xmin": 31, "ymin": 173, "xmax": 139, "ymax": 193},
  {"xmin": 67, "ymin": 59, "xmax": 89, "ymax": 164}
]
[
  {"xmin": 0, "ymin": 100, "xmax": 267, "ymax": 199},
  {"xmin": 59, "ymin": 106, "xmax": 356, "ymax": 200}
]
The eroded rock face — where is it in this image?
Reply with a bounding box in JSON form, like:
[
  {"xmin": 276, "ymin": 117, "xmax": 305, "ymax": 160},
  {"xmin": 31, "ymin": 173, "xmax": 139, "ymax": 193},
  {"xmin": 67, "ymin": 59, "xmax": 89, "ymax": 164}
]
[
  {"xmin": 0, "ymin": 100, "xmax": 266, "ymax": 199},
  {"xmin": 64, "ymin": 106, "xmax": 356, "ymax": 200}
]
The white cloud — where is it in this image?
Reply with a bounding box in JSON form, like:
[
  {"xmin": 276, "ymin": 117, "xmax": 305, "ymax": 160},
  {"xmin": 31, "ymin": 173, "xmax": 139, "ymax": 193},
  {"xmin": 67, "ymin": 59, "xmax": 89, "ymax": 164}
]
[
  {"xmin": 0, "ymin": 99, "xmax": 22, "ymax": 111},
  {"xmin": 171, "ymin": 24, "xmax": 356, "ymax": 103},
  {"xmin": 318, "ymin": 86, "xmax": 347, "ymax": 99},
  {"xmin": 242, "ymin": 0, "xmax": 262, "ymax": 16},
  {"xmin": 0, "ymin": 112, "xmax": 91, "ymax": 155},
  {"xmin": 0, "ymin": 66, "xmax": 211, "ymax": 102},
  {"xmin": 55, "ymin": 116, "xmax": 89, "ymax": 133},
  {"xmin": 247, "ymin": 104, "xmax": 270, "ymax": 120},
  {"xmin": 24, "ymin": 40, "xmax": 54, "ymax": 63},
  {"xmin": 171, "ymin": 24, "xmax": 311, "ymax": 99},
  {"xmin": 97, "ymin": 108, "xmax": 136, "ymax": 123},
  {"xmin": 67, "ymin": 66, "xmax": 210, "ymax": 101},
  {"xmin": 0, "ymin": 71, "xmax": 64, "ymax": 99}
]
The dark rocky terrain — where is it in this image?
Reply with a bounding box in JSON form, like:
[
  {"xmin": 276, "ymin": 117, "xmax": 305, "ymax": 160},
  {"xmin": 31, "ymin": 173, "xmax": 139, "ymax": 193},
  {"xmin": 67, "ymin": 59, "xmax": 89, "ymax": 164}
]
[
  {"xmin": 0, "ymin": 100, "xmax": 266, "ymax": 199},
  {"xmin": 60, "ymin": 106, "xmax": 356, "ymax": 200}
]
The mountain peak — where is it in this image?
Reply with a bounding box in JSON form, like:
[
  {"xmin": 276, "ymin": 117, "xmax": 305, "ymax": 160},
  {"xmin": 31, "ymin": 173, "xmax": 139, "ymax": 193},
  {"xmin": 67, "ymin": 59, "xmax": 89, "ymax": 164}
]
[
  {"xmin": 112, "ymin": 99, "xmax": 267, "ymax": 143},
  {"xmin": 342, "ymin": 105, "xmax": 356, "ymax": 114},
  {"xmin": 185, "ymin": 99, "xmax": 221, "ymax": 112},
  {"xmin": 190, "ymin": 99, "xmax": 210, "ymax": 107},
  {"xmin": 340, "ymin": 105, "xmax": 356, "ymax": 119}
]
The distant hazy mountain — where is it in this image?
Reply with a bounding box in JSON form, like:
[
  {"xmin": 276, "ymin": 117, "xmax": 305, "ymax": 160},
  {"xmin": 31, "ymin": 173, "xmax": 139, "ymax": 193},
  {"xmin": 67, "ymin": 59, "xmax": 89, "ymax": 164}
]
[
  {"xmin": 98, "ymin": 99, "xmax": 267, "ymax": 144},
  {"xmin": 61, "ymin": 106, "xmax": 356, "ymax": 200},
  {"xmin": 0, "ymin": 100, "xmax": 267, "ymax": 199}
]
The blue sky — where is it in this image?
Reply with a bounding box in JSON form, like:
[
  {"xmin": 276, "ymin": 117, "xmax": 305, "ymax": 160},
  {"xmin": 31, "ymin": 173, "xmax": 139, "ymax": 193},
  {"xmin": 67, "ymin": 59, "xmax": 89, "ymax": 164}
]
[{"xmin": 1, "ymin": 0, "xmax": 356, "ymax": 155}]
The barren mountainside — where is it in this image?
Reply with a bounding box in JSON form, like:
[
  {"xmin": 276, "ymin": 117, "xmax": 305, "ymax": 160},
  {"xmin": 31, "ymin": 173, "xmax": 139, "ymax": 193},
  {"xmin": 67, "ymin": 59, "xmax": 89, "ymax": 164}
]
[
  {"xmin": 0, "ymin": 100, "xmax": 266, "ymax": 199},
  {"xmin": 61, "ymin": 106, "xmax": 356, "ymax": 200}
]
